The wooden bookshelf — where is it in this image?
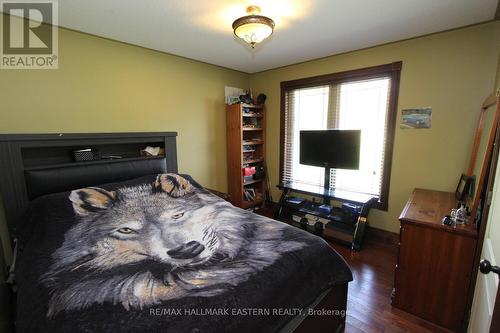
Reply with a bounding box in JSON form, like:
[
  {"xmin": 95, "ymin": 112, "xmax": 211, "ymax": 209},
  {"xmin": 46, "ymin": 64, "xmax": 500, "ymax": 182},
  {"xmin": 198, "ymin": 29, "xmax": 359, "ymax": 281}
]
[{"xmin": 226, "ymin": 103, "xmax": 266, "ymax": 208}]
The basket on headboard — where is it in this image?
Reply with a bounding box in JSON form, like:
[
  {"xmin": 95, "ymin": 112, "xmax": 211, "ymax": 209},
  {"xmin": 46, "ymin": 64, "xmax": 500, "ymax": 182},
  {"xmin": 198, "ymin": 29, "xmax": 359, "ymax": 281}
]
[{"xmin": 73, "ymin": 149, "xmax": 101, "ymax": 162}]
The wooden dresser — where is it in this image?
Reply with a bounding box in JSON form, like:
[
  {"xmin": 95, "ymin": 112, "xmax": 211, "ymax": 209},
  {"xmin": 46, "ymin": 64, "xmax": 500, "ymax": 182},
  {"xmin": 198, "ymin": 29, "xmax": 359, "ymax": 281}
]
[{"xmin": 393, "ymin": 189, "xmax": 478, "ymax": 332}]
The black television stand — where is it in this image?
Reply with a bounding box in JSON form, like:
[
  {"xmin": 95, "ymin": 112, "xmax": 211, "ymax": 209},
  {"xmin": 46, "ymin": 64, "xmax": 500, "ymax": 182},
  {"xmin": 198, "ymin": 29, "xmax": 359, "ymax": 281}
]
[
  {"xmin": 322, "ymin": 166, "xmax": 331, "ymax": 205},
  {"xmin": 274, "ymin": 181, "xmax": 378, "ymax": 250}
]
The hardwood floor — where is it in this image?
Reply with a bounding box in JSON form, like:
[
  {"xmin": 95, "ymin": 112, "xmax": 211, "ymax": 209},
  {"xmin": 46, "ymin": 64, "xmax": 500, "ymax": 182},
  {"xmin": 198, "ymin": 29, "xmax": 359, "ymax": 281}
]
[
  {"xmin": 253, "ymin": 205, "xmax": 439, "ymax": 333},
  {"xmin": 329, "ymin": 239, "xmax": 436, "ymax": 333}
]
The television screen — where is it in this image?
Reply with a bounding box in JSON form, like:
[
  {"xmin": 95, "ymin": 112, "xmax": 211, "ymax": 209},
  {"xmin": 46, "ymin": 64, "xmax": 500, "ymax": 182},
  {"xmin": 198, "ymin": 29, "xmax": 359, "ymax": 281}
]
[{"xmin": 300, "ymin": 130, "xmax": 361, "ymax": 169}]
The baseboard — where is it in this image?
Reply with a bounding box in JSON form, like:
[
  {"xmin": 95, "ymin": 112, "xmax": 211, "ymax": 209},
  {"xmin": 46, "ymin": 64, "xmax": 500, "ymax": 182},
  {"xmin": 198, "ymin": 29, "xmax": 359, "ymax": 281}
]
[{"xmin": 366, "ymin": 226, "xmax": 399, "ymax": 246}]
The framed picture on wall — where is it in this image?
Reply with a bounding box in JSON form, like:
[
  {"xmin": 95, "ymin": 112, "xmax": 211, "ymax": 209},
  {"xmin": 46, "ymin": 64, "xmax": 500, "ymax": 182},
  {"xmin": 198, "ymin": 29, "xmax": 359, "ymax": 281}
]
[
  {"xmin": 455, "ymin": 174, "xmax": 473, "ymax": 202},
  {"xmin": 400, "ymin": 108, "xmax": 432, "ymax": 129}
]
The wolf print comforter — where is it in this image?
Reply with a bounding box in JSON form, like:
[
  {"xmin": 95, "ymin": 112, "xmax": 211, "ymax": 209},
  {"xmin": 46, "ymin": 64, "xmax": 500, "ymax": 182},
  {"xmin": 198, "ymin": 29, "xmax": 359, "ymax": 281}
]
[{"xmin": 15, "ymin": 173, "xmax": 352, "ymax": 333}]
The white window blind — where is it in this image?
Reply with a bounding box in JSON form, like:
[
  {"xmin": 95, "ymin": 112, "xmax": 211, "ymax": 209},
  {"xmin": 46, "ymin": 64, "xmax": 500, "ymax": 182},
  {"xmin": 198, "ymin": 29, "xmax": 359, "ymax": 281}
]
[
  {"xmin": 282, "ymin": 77, "xmax": 391, "ymax": 197},
  {"xmin": 284, "ymin": 86, "xmax": 330, "ymax": 187}
]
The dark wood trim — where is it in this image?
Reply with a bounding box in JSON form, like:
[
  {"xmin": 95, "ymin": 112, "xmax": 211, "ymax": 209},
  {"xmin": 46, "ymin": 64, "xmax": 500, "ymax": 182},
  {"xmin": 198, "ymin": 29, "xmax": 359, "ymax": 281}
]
[
  {"xmin": 471, "ymin": 97, "xmax": 500, "ymax": 221},
  {"xmin": 279, "ymin": 81, "xmax": 287, "ymax": 194},
  {"xmin": 495, "ymin": 0, "xmax": 500, "ymax": 21},
  {"xmin": 467, "ymin": 106, "xmax": 485, "ymax": 175},
  {"xmin": 280, "ymin": 62, "xmax": 402, "ymax": 90},
  {"xmin": 366, "ymin": 226, "xmax": 399, "ymax": 246},
  {"xmin": 467, "ymin": 92, "xmax": 497, "ymax": 176},
  {"xmin": 279, "ymin": 62, "xmax": 403, "ymax": 211},
  {"xmin": 378, "ymin": 64, "xmax": 401, "ymax": 211}
]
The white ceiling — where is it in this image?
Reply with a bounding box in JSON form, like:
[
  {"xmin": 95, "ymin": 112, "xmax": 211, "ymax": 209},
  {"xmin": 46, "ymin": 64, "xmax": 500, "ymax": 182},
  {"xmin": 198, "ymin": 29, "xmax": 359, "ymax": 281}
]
[{"xmin": 35, "ymin": 1, "xmax": 500, "ymax": 72}]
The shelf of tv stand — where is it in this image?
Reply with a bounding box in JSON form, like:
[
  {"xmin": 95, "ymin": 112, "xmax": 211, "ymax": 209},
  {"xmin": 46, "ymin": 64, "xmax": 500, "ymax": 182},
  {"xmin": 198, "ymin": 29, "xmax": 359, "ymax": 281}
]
[
  {"xmin": 277, "ymin": 181, "xmax": 374, "ymax": 205},
  {"xmin": 279, "ymin": 201, "xmax": 349, "ymax": 222},
  {"xmin": 275, "ymin": 182, "xmax": 378, "ymax": 250}
]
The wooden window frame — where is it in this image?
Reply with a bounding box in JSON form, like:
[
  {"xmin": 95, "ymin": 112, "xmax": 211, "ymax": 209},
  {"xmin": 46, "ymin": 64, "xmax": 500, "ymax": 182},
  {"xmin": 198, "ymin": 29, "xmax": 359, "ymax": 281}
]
[{"xmin": 279, "ymin": 61, "xmax": 402, "ymax": 211}]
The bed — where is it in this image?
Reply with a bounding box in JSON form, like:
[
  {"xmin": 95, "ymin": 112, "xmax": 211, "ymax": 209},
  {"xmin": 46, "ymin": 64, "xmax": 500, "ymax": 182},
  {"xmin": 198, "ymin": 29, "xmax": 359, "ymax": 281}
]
[{"xmin": 0, "ymin": 133, "xmax": 352, "ymax": 333}]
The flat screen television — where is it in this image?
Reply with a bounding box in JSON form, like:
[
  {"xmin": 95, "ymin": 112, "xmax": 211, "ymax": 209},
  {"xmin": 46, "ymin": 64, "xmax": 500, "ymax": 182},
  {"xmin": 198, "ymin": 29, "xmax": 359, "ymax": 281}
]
[{"xmin": 300, "ymin": 130, "xmax": 361, "ymax": 170}]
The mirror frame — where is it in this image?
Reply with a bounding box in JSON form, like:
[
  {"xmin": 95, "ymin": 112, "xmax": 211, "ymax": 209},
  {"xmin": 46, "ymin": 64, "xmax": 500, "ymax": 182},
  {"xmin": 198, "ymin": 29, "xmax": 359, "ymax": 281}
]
[{"xmin": 468, "ymin": 91, "xmax": 500, "ymax": 223}]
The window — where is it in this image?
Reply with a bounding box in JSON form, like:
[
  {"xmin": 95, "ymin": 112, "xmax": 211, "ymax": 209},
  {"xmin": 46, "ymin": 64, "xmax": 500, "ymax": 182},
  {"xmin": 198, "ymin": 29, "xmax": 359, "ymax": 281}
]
[{"xmin": 280, "ymin": 62, "xmax": 402, "ymax": 210}]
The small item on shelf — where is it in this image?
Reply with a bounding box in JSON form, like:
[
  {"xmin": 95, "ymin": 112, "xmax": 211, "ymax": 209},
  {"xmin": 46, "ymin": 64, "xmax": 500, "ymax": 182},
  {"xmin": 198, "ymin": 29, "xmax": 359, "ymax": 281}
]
[
  {"xmin": 243, "ymin": 167, "xmax": 256, "ymax": 176},
  {"xmin": 455, "ymin": 174, "xmax": 473, "ymax": 201},
  {"xmin": 243, "ymin": 118, "xmax": 261, "ymax": 129},
  {"xmin": 254, "ymin": 166, "xmax": 265, "ymax": 179},
  {"xmin": 243, "ymin": 175, "xmax": 254, "ymax": 183},
  {"xmin": 244, "ymin": 188, "xmax": 257, "ymax": 201},
  {"xmin": 243, "ymin": 154, "xmax": 259, "ymax": 163},
  {"xmin": 243, "ymin": 139, "xmax": 262, "ymax": 145},
  {"xmin": 243, "ymin": 110, "xmax": 264, "ymax": 117},
  {"xmin": 73, "ymin": 148, "xmax": 101, "ymax": 162},
  {"xmin": 286, "ymin": 197, "xmax": 305, "ymax": 205},
  {"xmin": 317, "ymin": 204, "xmax": 332, "ymax": 215},
  {"xmin": 239, "ymin": 92, "xmax": 253, "ymax": 104},
  {"xmin": 256, "ymin": 93, "xmax": 267, "ymax": 105},
  {"xmin": 141, "ymin": 146, "xmax": 164, "ymax": 157},
  {"xmin": 450, "ymin": 208, "xmax": 457, "ymax": 223},
  {"xmin": 314, "ymin": 222, "xmax": 324, "ymax": 236},
  {"xmin": 227, "ymin": 96, "xmax": 240, "ymax": 105},
  {"xmin": 455, "ymin": 204, "xmax": 467, "ymax": 224},
  {"xmin": 342, "ymin": 203, "xmax": 362, "ymax": 214},
  {"xmin": 442, "ymin": 215, "xmax": 453, "ymax": 226},
  {"xmin": 305, "ymin": 214, "xmax": 330, "ymax": 226},
  {"xmin": 243, "ymin": 145, "xmax": 255, "ymax": 152}
]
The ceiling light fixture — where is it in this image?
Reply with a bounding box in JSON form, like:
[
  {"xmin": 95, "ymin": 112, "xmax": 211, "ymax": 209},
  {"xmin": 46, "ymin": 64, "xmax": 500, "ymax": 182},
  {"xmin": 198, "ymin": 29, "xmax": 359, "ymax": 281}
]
[{"xmin": 232, "ymin": 6, "xmax": 275, "ymax": 48}]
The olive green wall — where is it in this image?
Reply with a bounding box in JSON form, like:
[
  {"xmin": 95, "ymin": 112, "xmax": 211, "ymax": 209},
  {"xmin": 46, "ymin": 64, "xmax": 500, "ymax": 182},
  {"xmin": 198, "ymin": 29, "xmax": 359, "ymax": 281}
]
[
  {"xmin": 249, "ymin": 22, "xmax": 500, "ymax": 233},
  {"xmin": 0, "ymin": 26, "xmax": 249, "ymax": 263},
  {"xmin": 0, "ymin": 20, "xmax": 499, "ymax": 262}
]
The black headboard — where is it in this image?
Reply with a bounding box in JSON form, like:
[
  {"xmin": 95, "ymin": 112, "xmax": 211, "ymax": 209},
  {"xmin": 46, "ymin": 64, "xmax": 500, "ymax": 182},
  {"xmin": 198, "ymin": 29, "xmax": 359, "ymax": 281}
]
[{"xmin": 0, "ymin": 132, "xmax": 178, "ymax": 244}]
